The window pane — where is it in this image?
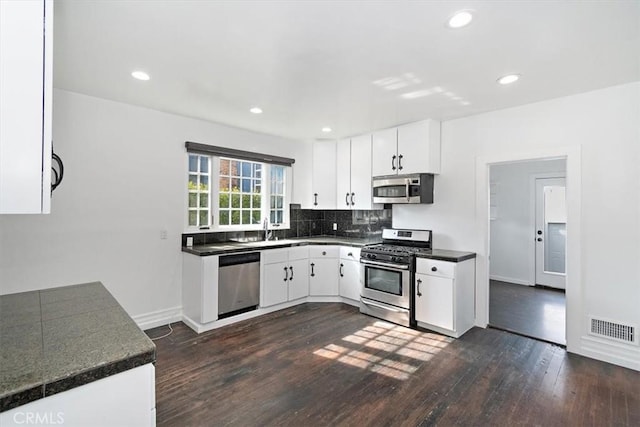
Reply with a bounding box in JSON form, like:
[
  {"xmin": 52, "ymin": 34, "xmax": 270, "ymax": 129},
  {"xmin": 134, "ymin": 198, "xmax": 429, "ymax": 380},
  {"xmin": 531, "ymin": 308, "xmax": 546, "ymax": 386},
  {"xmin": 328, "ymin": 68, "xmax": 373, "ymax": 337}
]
[
  {"xmin": 199, "ymin": 193, "xmax": 208, "ymax": 208},
  {"xmin": 276, "ymin": 196, "xmax": 283, "ymax": 209},
  {"xmin": 270, "ymin": 195, "xmax": 276, "ymax": 209},
  {"xmin": 200, "ymin": 157, "xmax": 208, "ymax": 173},
  {"xmin": 219, "ymin": 193, "xmax": 229, "ymax": 208},
  {"xmin": 231, "ymin": 210, "xmax": 240, "ymax": 224},
  {"xmin": 200, "ymin": 176, "xmax": 209, "ymax": 191},
  {"xmin": 252, "ymin": 194, "xmax": 261, "ymax": 207},
  {"xmin": 242, "ymin": 194, "xmax": 250, "ymax": 208},
  {"xmin": 241, "ymin": 179, "xmax": 251, "ymax": 193},
  {"xmin": 252, "ymin": 210, "xmax": 261, "ymax": 224},
  {"xmin": 219, "ymin": 210, "xmax": 229, "ymax": 225},
  {"xmin": 220, "ymin": 159, "xmax": 230, "ymax": 176},
  {"xmin": 241, "ymin": 210, "xmax": 250, "ymax": 224},
  {"xmin": 189, "ymin": 155, "xmax": 198, "ymax": 172},
  {"xmin": 230, "ymin": 160, "xmax": 239, "ymax": 177},
  {"xmin": 189, "ymin": 193, "xmax": 197, "ymax": 208},
  {"xmin": 189, "ymin": 210, "xmax": 197, "ymax": 226},
  {"xmin": 231, "ymin": 178, "xmax": 240, "ymax": 191},
  {"xmin": 231, "ymin": 193, "xmax": 240, "ymax": 208},
  {"xmin": 241, "ymin": 162, "xmax": 252, "ymax": 177},
  {"xmin": 270, "ymin": 211, "xmax": 276, "ymax": 224},
  {"xmin": 199, "ymin": 210, "xmax": 209, "ymax": 226},
  {"xmin": 276, "ymin": 211, "xmax": 283, "ymax": 223},
  {"xmin": 219, "ymin": 177, "xmax": 229, "ymax": 192},
  {"xmin": 188, "ymin": 174, "xmax": 198, "ymax": 190}
]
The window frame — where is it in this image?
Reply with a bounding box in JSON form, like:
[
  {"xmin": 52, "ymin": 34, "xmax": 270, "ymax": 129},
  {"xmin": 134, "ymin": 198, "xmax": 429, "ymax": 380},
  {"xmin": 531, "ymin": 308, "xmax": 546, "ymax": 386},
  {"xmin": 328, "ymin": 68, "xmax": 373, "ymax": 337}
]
[{"xmin": 185, "ymin": 153, "xmax": 291, "ymax": 232}]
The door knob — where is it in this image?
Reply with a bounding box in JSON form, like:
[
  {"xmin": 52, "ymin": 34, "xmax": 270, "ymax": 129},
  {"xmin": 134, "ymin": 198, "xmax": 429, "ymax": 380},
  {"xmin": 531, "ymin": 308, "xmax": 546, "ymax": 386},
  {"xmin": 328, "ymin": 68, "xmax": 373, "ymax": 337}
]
[
  {"xmin": 537, "ymin": 230, "xmax": 542, "ymax": 235},
  {"xmin": 537, "ymin": 238, "xmax": 543, "ymax": 242}
]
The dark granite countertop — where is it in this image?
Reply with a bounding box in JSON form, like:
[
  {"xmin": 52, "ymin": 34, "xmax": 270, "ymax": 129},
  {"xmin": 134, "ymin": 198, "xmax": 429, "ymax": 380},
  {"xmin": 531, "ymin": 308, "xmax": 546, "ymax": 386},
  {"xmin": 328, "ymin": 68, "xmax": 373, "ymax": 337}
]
[
  {"xmin": 182, "ymin": 235, "xmax": 382, "ymax": 256},
  {"xmin": 416, "ymin": 249, "xmax": 476, "ymax": 263},
  {"xmin": 0, "ymin": 282, "xmax": 156, "ymax": 412}
]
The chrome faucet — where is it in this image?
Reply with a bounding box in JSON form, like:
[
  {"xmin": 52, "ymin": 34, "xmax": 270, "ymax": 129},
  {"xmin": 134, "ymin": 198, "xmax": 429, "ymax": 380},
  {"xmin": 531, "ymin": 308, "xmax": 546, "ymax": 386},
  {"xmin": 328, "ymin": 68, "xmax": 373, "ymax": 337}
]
[{"xmin": 263, "ymin": 218, "xmax": 271, "ymax": 241}]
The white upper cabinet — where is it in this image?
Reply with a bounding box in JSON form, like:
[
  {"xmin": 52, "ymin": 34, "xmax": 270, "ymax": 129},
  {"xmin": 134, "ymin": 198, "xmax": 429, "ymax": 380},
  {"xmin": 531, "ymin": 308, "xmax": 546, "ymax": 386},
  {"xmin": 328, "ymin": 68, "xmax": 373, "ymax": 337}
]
[
  {"xmin": 372, "ymin": 119, "xmax": 441, "ymax": 177},
  {"xmin": 336, "ymin": 139, "xmax": 351, "ymax": 209},
  {"xmin": 335, "ymin": 134, "xmax": 379, "ymax": 210},
  {"xmin": 0, "ymin": 0, "xmax": 53, "ymax": 214},
  {"xmin": 310, "ymin": 141, "xmax": 336, "ymax": 209}
]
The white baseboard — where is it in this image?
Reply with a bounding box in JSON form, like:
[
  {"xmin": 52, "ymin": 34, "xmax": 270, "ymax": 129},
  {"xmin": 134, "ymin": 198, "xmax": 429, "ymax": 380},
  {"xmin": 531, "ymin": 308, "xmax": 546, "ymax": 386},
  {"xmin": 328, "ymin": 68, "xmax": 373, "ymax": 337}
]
[
  {"xmin": 489, "ymin": 275, "xmax": 531, "ymax": 286},
  {"xmin": 579, "ymin": 335, "xmax": 640, "ymax": 372},
  {"xmin": 133, "ymin": 306, "xmax": 182, "ymax": 331}
]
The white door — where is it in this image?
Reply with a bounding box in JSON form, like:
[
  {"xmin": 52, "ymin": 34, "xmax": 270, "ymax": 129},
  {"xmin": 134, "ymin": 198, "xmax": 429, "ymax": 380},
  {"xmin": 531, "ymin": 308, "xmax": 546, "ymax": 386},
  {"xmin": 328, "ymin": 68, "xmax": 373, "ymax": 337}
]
[{"xmin": 535, "ymin": 177, "xmax": 566, "ymax": 289}]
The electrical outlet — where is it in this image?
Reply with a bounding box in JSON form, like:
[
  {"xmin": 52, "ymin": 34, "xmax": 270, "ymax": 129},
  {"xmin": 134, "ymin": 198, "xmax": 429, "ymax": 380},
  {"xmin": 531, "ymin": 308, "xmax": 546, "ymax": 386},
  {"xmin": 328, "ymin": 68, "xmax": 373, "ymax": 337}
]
[
  {"xmin": 160, "ymin": 229, "xmax": 168, "ymax": 240},
  {"xmin": 332, "ymin": 223, "xmax": 337, "ymax": 231}
]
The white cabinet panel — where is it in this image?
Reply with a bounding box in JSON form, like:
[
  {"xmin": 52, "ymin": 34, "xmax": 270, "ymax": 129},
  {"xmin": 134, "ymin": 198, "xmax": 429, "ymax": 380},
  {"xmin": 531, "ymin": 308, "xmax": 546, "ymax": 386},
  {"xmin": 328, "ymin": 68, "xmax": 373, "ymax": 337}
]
[
  {"xmin": 350, "ymin": 134, "xmax": 377, "ymax": 209},
  {"xmin": 415, "ymin": 272, "xmax": 454, "ymax": 330},
  {"xmin": 372, "ymin": 127, "xmax": 398, "ymax": 177},
  {"xmin": 0, "ymin": 0, "xmax": 52, "ymax": 214},
  {"xmin": 262, "ymin": 262, "xmax": 289, "ymax": 307},
  {"xmin": 311, "ymin": 141, "xmax": 336, "ymax": 209},
  {"xmin": 397, "ymin": 120, "xmax": 441, "ymax": 175},
  {"xmin": 309, "ymin": 258, "xmax": 339, "ymax": 296},
  {"xmin": 339, "ymin": 258, "xmax": 361, "ymax": 302},
  {"xmin": 288, "ymin": 258, "xmax": 309, "ymax": 301},
  {"xmin": 262, "ymin": 248, "xmax": 310, "ymax": 307},
  {"xmin": 336, "ymin": 138, "xmax": 352, "ymax": 208}
]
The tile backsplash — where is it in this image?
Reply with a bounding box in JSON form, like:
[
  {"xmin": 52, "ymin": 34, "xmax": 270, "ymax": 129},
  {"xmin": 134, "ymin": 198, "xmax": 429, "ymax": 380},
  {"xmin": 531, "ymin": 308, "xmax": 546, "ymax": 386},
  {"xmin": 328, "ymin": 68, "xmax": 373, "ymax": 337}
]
[{"xmin": 181, "ymin": 205, "xmax": 392, "ymax": 246}]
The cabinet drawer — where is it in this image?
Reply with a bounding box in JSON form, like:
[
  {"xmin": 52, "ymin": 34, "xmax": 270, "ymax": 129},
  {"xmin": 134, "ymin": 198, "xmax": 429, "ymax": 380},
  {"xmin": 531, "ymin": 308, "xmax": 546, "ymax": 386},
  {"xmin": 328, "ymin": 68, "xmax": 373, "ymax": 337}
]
[
  {"xmin": 288, "ymin": 246, "xmax": 309, "ymax": 261},
  {"xmin": 339, "ymin": 246, "xmax": 361, "ymax": 260},
  {"xmin": 308, "ymin": 245, "xmax": 339, "ymax": 258},
  {"xmin": 416, "ymin": 258, "xmax": 455, "ymax": 278},
  {"xmin": 262, "ymin": 248, "xmax": 289, "ymax": 264}
]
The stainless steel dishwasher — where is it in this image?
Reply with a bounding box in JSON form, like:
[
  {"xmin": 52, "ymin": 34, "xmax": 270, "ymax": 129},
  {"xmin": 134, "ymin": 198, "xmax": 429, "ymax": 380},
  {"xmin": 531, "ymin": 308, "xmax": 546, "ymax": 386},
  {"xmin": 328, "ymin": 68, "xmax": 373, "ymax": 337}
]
[{"xmin": 218, "ymin": 252, "xmax": 260, "ymax": 318}]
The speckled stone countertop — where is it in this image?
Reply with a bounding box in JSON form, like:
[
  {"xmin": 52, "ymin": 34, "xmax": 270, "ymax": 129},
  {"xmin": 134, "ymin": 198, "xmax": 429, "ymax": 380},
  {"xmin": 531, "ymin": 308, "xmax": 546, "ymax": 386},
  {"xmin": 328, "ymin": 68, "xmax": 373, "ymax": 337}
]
[
  {"xmin": 182, "ymin": 235, "xmax": 382, "ymax": 256},
  {"xmin": 417, "ymin": 249, "xmax": 476, "ymax": 263},
  {"xmin": 0, "ymin": 282, "xmax": 156, "ymax": 412}
]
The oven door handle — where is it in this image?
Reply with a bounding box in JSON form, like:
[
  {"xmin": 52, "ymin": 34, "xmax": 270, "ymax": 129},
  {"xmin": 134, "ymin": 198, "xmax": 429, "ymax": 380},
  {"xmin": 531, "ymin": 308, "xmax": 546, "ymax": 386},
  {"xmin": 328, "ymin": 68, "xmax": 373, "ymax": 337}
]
[
  {"xmin": 360, "ymin": 259, "xmax": 410, "ymax": 270},
  {"xmin": 360, "ymin": 298, "xmax": 409, "ymax": 313}
]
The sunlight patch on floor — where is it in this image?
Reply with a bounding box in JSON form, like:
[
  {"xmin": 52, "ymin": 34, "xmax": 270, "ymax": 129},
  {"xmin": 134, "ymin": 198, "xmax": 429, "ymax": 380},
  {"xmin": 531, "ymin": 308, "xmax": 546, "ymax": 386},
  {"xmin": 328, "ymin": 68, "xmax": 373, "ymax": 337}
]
[{"xmin": 313, "ymin": 320, "xmax": 451, "ymax": 380}]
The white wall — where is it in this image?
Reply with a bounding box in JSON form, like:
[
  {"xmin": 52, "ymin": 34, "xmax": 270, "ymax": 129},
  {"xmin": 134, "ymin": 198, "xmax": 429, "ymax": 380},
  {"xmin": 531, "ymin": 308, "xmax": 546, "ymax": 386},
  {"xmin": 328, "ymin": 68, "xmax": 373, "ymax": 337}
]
[
  {"xmin": 0, "ymin": 89, "xmax": 308, "ymax": 327},
  {"xmin": 489, "ymin": 159, "xmax": 566, "ymax": 285},
  {"xmin": 394, "ymin": 82, "xmax": 640, "ymax": 370}
]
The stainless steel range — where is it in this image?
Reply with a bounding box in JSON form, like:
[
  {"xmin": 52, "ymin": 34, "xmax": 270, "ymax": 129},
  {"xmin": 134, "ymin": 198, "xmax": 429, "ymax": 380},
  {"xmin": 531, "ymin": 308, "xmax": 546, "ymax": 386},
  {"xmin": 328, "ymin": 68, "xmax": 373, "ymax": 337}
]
[{"xmin": 360, "ymin": 228, "xmax": 432, "ymax": 327}]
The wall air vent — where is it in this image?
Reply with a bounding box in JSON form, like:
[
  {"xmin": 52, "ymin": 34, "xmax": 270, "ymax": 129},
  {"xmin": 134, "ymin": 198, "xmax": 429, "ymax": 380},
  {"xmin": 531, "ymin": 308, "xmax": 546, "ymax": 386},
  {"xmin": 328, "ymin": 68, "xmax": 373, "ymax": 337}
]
[{"xmin": 589, "ymin": 317, "xmax": 636, "ymax": 344}]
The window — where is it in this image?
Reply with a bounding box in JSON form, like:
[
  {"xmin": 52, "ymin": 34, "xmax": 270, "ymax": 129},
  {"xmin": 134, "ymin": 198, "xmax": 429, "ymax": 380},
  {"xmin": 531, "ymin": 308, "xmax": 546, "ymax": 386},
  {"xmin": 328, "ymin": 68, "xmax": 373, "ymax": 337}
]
[{"xmin": 187, "ymin": 154, "xmax": 290, "ymax": 231}]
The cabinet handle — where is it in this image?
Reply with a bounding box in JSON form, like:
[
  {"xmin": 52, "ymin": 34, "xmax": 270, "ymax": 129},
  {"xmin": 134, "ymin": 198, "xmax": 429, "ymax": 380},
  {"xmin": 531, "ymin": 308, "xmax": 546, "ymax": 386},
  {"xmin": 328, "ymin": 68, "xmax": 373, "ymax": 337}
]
[
  {"xmin": 350, "ymin": 192, "xmax": 355, "ymax": 205},
  {"xmin": 431, "ymin": 266, "xmax": 437, "ymax": 272},
  {"xmin": 313, "ymin": 193, "xmax": 318, "ymax": 206},
  {"xmin": 322, "ymin": 251, "xmax": 326, "ymax": 256},
  {"xmin": 398, "ymin": 154, "xmax": 403, "ymax": 171},
  {"xmin": 345, "ymin": 192, "xmax": 350, "ymax": 206},
  {"xmin": 339, "ymin": 263, "xmax": 344, "ymax": 277},
  {"xmin": 347, "ymin": 252, "xmax": 353, "ymax": 257},
  {"xmin": 391, "ymin": 155, "xmax": 397, "ymax": 171},
  {"xmin": 289, "ymin": 266, "xmax": 294, "ymax": 281},
  {"xmin": 310, "ymin": 262, "xmax": 315, "ymax": 277},
  {"xmin": 417, "ymin": 278, "xmax": 422, "ymax": 297},
  {"xmin": 283, "ymin": 266, "xmax": 289, "ymax": 282}
]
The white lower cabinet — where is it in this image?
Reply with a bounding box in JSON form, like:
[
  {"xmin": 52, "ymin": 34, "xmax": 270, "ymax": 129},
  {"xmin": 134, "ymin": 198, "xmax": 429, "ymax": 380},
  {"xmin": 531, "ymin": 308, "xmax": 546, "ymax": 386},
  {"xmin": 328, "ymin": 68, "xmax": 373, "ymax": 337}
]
[
  {"xmin": 308, "ymin": 245, "xmax": 340, "ymax": 296},
  {"xmin": 261, "ymin": 247, "xmax": 309, "ymax": 307},
  {"xmin": 414, "ymin": 257, "xmax": 475, "ymax": 338},
  {"xmin": 339, "ymin": 247, "xmax": 361, "ymax": 304}
]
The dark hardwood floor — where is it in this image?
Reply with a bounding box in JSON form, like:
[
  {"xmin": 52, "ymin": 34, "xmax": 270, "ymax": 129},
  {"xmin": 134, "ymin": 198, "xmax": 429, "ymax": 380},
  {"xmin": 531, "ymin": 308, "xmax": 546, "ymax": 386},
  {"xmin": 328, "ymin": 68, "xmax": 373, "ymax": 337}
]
[
  {"xmin": 490, "ymin": 280, "xmax": 566, "ymax": 345},
  {"xmin": 146, "ymin": 303, "xmax": 639, "ymax": 427}
]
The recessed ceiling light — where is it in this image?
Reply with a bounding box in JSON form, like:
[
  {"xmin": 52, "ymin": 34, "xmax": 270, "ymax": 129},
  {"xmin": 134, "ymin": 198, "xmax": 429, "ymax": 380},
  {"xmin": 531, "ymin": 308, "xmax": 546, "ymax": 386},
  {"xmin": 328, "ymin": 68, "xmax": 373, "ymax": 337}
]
[
  {"xmin": 249, "ymin": 107, "xmax": 263, "ymax": 114},
  {"xmin": 131, "ymin": 70, "xmax": 150, "ymax": 81},
  {"xmin": 447, "ymin": 10, "xmax": 473, "ymax": 28},
  {"xmin": 321, "ymin": 127, "xmax": 332, "ymax": 133},
  {"xmin": 497, "ymin": 74, "xmax": 521, "ymax": 85}
]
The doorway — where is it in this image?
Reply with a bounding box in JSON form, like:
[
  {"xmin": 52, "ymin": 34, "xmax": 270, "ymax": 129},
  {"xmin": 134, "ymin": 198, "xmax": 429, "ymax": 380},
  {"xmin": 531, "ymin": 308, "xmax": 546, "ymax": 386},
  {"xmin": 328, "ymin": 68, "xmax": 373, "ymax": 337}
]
[{"xmin": 488, "ymin": 159, "xmax": 566, "ymax": 345}]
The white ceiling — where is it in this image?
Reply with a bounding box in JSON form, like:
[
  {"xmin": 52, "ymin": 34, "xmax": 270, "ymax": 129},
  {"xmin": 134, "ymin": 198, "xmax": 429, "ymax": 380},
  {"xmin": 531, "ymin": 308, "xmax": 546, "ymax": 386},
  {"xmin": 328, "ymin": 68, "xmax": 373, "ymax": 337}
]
[{"xmin": 53, "ymin": 0, "xmax": 640, "ymax": 141}]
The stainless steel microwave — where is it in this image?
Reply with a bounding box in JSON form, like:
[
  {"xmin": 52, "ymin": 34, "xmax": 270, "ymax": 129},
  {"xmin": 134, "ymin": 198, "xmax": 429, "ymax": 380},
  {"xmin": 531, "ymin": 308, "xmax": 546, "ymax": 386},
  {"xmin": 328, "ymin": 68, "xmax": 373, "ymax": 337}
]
[{"xmin": 372, "ymin": 173, "xmax": 434, "ymax": 204}]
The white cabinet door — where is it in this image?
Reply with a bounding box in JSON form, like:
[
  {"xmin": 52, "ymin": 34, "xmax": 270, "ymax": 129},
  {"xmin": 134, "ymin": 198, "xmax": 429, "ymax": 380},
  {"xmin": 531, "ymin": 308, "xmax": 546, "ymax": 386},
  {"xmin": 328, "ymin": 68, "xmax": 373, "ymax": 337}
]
[
  {"xmin": 396, "ymin": 120, "xmax": 441, "ymax": 175},
  {"xmin": 311, "ymin": 141, "xmax": 337, "ymax": 209},
  {"xmin": 350, "ymin": 134, "xmax": 377, "ymax": 209},
  {"xmin": 288, "ymin": 258, "xmax": 309, "ymax": 301},
  {"xmin": 336, "ymin": 138, "xmax": 352, "ymax": 209},
  {"xmin": 339, "ymin": 258, "xmax": 361, "ymax": 302},
  {"xmin": 371, "ymin": 127, "xmax": 398, "ymax": 177},
  {"xmin": 415, "ymin": 272, "xmax": 454, "ymax": 330},
  {"xmin": 0, "ymin": 0, "xmax": 53, "ymax": 214},
  {"xmin": 262, "ymin": 262, "xmax": 289, "ymax": 307},
  {"xmin": 309, "ymin": 258, "xmax": 339, "ymax": 296}
]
